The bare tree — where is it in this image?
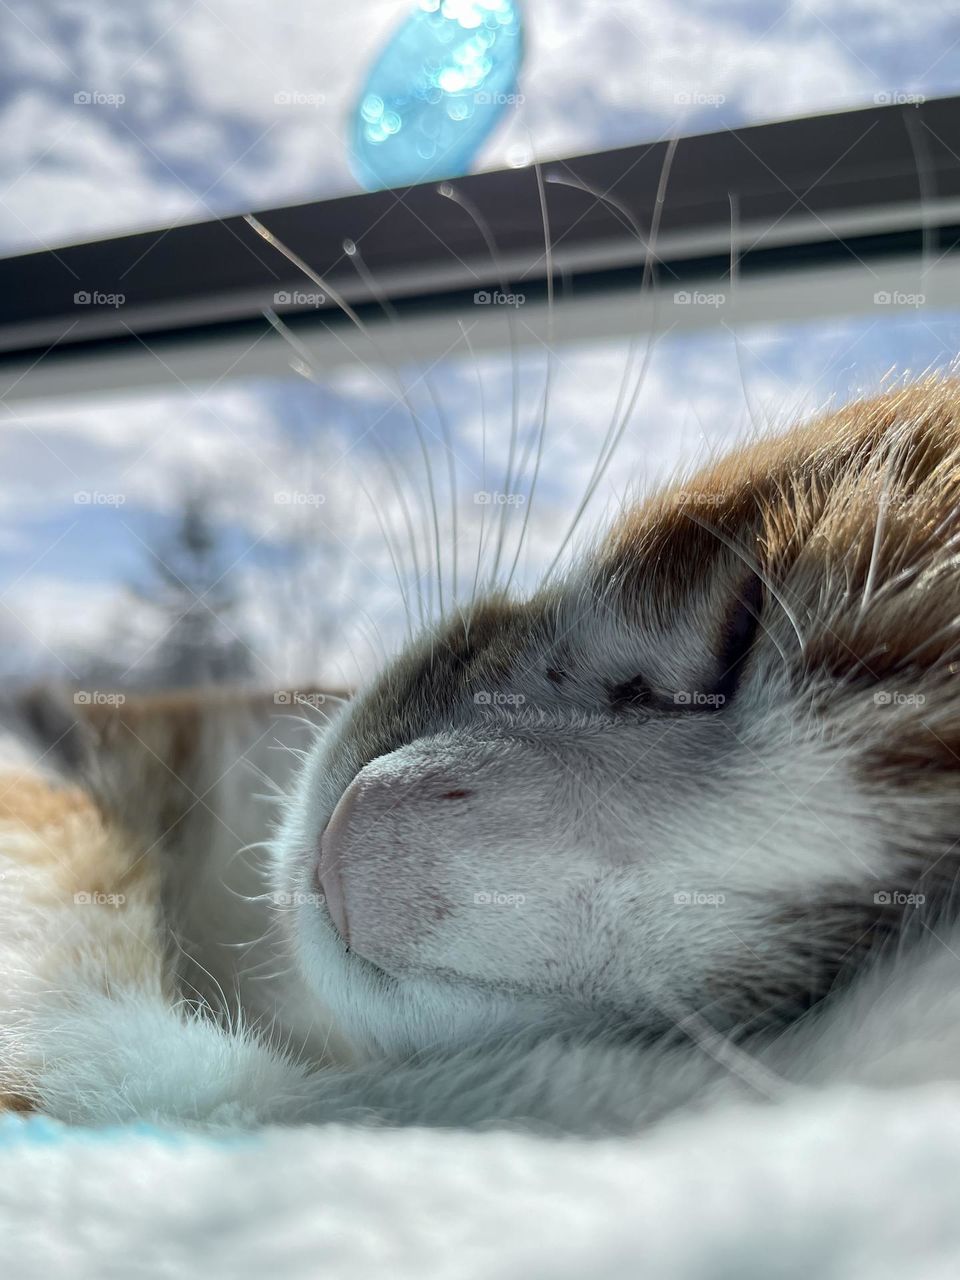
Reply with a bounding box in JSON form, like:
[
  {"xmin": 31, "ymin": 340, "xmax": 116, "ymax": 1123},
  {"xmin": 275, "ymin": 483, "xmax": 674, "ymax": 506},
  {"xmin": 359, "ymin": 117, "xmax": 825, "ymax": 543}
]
[{"xmin": 124, "ymin": 492, "xmax": 254, "ymax": 689}]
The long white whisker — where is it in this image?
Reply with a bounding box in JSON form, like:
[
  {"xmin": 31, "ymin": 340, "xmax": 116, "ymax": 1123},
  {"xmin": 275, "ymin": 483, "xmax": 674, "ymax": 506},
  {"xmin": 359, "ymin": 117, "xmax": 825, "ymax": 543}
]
[
  {"xmin": 351, "ymin": 465, "xmax": 415, "ymax": 639},
  {"xmin": 504, "ymin": 157, "xmax": 554, "ymax": 595},
  {"xmin": 251, "ymin": 306, "xmax": 419, "ymax": 637},
  {"xmin": 543, "ymin": 137, "xmax": 680, "ymax": 579},
  {"xmin": 344, "ymin": 236, "xmax": 460, "ymax": 605},
  {"xmin": 860, "ymin": 483, "xmax": 890, "ymax": 618},
  {"xmin": 723, "ymin": 191, "xmax": 765, "ymax": 441},
  {"xmin": 459, "ymin": 318, "xmax": 488, "ymax": 619},
  {"xmin": 260, "ymin": 282, "xmax": 429, "ymax": 628},
  {"xmin": 244, "ymin": 213, "xmax": 446, "ymax": 620},
  {"xmin": 437, "ymin": 182, "xmax": 521, "ymax": 587}
]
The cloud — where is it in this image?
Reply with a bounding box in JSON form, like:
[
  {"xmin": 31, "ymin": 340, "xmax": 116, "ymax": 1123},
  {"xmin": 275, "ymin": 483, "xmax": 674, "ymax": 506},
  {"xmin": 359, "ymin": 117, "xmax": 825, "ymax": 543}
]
[
  {"xmin": 0, "ymin": 0, "xmax": 954, "ymax": 252},
  {"xmin": 480, "ymin": 0, "xmax": 871, "ymax": 168}
]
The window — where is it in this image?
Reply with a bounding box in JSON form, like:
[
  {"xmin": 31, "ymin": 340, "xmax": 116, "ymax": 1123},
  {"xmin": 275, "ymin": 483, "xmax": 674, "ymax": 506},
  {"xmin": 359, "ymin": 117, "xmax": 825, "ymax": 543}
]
[{"xmin": 2, "ymin": 3, "xmax": 958, "ymax": 690}]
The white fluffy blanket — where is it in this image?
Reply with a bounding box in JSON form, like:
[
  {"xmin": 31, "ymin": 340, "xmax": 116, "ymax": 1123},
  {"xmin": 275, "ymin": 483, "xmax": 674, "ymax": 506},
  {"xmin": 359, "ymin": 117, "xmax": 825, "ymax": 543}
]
[{"xmin": 1, "ymin": 1085, "xmax": 958, "ymax": 1279}]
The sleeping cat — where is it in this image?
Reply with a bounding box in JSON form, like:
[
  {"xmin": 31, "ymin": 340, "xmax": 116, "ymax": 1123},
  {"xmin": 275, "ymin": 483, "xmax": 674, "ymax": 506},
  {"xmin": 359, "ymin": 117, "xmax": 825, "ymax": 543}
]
[{"xmin": 4, "ymin": 377, "xmax": 960, "ymax": 1131}]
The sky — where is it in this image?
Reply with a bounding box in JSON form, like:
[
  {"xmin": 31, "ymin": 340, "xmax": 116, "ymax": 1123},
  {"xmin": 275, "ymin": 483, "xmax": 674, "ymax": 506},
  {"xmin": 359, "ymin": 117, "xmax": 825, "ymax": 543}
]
[
  {"xmin": 1, "ymin": 0, "xmax": 958, "ymax": 254},
  {"xmin": 1, "ymin": 0, "xmax": 959, "ymax": 688}
]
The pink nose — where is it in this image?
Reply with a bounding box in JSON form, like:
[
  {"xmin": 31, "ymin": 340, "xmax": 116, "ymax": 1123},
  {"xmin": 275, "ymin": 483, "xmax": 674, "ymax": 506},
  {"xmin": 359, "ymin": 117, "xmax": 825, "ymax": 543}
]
[
  {"xmin": 313, "ymin": 738, "xmax": 571, "ymax": 980},
  {"xmin": 320, "ymin": 747, "xmax": 488, "ymax": 962},
  {"xmin": 316, "ymin": 753, "xmax": 469, "ymax": 964}
]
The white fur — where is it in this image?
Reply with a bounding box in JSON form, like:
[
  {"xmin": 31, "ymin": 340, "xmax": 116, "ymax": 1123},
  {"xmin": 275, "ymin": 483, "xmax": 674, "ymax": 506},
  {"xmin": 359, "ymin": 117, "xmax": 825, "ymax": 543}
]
[{"xmin": 3, "ymin": 1084, "xmax": 960, "ymax": 1278}]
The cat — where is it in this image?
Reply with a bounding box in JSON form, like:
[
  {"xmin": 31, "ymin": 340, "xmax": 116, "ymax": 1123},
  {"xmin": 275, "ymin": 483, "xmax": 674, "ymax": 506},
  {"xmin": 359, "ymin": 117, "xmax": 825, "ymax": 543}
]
[{"xmin": 4, "ymin": 377, "xmax": 960, "ymax": 1133}]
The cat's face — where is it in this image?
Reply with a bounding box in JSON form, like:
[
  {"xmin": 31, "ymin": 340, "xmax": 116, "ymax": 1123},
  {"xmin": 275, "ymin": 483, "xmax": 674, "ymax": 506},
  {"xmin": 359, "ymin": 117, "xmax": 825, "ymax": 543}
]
[{"xmin": 275, "ymin": 382, "xmax": 960, "ymax": 1058}]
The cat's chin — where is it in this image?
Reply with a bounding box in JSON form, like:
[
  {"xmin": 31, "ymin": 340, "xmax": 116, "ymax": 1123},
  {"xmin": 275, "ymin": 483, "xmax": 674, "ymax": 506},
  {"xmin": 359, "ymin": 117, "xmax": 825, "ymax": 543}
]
[{"xmin": 283, "ymin": 850, "xmax": 556, "ymax": 1058}]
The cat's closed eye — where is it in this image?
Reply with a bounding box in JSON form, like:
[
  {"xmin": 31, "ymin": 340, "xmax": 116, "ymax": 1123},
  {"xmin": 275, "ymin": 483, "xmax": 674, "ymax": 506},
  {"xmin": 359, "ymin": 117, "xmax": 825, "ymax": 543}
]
[{"xmin": 607, "ymin": 570, "xmax": 763, "ymax": 715}]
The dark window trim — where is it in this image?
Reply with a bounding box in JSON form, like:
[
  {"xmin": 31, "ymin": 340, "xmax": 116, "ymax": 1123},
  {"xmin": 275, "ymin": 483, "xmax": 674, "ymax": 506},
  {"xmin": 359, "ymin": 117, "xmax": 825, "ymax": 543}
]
[{"xmin": 1, "ymin": 94, "xmax": 959, "ymax": 368}]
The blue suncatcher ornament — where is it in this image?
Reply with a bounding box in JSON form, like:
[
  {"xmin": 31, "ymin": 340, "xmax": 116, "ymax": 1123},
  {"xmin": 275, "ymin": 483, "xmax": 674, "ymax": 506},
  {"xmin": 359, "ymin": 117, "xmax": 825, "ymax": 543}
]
[{"xmin": 350, "ymin": 0, "xmax": 525, "ymax": 191}]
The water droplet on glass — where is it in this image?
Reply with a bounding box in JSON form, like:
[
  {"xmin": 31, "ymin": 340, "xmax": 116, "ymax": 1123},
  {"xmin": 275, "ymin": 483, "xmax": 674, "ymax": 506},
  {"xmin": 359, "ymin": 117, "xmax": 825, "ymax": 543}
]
[{"xmin": 505, "ymin": 141, "xmax": 531, "ymax": 168}]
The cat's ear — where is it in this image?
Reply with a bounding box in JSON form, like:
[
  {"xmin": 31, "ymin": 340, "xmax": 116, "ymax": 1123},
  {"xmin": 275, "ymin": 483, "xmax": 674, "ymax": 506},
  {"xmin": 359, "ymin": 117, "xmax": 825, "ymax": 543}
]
[{"xmin": 710, "ymin": 569, "xmax": 765, "ymax": 705}]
